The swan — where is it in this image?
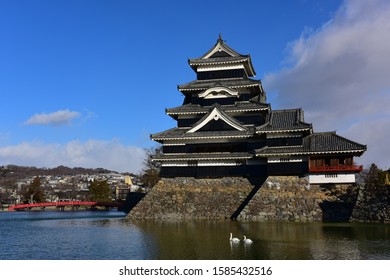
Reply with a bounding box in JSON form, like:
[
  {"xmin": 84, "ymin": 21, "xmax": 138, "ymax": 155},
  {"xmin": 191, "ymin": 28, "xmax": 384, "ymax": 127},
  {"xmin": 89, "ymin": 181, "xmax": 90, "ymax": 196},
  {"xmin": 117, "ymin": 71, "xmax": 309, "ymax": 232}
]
[
  {"xmin": 230, "ymin": 233, "xmax": 240, "ymax": 243},
  {"xmin": 243, "ymin": 235, "xmax": 253, "ymax": 244}
]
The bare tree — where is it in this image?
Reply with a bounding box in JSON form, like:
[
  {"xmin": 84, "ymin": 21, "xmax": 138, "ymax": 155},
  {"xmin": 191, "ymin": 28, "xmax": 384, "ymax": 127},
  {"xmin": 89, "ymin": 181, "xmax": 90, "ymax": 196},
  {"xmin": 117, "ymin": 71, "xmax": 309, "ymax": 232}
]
[{"xmin": 139, "ymin": 145, "xmax": 162, "ymax": 189}]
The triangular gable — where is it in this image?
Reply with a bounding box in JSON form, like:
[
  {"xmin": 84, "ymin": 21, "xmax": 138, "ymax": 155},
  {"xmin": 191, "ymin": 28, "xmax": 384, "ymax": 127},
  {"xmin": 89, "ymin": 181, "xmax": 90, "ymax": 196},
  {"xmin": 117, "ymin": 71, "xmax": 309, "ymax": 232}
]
[
  {"xmin": 188, "ymin": 106, "xmax": 248, "ymax": 133},
  {"xmin": 188, "ymin": 35, "xmax": 256, "ymax": 77},
  {"xmin": 201, "ymin": 35, "xmax": 242, "ymax": 59}
]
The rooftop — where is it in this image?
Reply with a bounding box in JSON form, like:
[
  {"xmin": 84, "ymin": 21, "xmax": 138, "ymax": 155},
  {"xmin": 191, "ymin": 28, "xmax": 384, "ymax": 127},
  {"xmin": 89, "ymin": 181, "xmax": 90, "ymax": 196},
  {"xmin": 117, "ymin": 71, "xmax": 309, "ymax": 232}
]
[
  {"xmin": 255, "ymin": 131, "xmax": 367, "ymax": 156},
  {"xmin": 188, "ymin": 35, "xmax": 256, "ymax": 76},
  {"xmin": 257, "ymin": 109, "xmax": 312, "ymax": 133},
  {"xmin": 178, "ymin": 77, "xmax": 262, "ymax": 92}
]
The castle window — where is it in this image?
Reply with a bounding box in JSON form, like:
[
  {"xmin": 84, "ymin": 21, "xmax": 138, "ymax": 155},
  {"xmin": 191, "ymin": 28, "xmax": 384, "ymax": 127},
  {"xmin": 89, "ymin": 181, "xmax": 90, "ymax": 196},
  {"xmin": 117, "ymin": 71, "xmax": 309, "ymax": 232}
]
[{"xmin": 188, "ymin": 160, "xmax": 198, "ymax": 166}]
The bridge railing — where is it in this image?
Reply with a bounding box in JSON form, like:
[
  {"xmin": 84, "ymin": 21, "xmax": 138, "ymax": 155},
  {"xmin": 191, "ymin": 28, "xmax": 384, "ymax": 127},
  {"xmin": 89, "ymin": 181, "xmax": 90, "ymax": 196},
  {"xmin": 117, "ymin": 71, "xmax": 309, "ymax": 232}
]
[{"xmin": 8, "ymin": 201, "xmax": 122, "ymax": 211}]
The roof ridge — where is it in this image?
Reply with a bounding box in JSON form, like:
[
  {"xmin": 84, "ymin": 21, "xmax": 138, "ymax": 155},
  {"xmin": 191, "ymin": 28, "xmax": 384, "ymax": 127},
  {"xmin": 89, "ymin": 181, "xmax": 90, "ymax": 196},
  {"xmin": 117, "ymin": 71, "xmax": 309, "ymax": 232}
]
[
  {"xmin": 310, "ymin": 131, "xmax": 337, "ymax": 136},
  {"xmin": 272, "ymin": 108, "xmax": 300, "ymax": 113}
]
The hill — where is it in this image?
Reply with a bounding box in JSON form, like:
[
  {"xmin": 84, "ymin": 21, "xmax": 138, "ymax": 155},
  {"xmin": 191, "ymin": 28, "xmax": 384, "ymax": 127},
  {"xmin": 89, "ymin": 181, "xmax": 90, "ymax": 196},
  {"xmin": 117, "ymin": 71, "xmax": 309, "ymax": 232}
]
[{"xmin": 0, "ymin": 165, "xmax": 117, "ymax": 180}]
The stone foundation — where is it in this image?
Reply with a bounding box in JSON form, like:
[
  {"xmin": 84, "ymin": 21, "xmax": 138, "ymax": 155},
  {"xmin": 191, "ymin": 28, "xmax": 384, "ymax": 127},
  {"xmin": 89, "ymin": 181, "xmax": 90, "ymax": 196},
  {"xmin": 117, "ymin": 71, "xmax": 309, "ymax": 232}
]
[
  {"xmin": 128, "ymin": 177, "xmax": 255, "ymax": 220},
  {"xmin": 351, "ymin": 183, "xmax": 390, "ymax": 223},
  {"xmin": 238, "ymin": 176, "xmax": 357, "ymax": 222},
  {"xmin": 127, "ymin": 176, "xmax": 359, "ymax": 222}
]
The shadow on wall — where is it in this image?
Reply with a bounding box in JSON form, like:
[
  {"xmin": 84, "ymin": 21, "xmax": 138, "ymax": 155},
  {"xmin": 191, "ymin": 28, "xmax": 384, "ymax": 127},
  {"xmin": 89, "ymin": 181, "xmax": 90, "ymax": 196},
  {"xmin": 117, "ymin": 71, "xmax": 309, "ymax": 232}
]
[
  {"xmin": 230, "ymin": 177, "xmax": 267, "ymax": 221},
  {"xmin": 120, "ymin": 192, "xmax": 146, "ymax": 213},
  {"xmin": 319, "ymin": 201, "xmax": 357, "ymax": 222}
]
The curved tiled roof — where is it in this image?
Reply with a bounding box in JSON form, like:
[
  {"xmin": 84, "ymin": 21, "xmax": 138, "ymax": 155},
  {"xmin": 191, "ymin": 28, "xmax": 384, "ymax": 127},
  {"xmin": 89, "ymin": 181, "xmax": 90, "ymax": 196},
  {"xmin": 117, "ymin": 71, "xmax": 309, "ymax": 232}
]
[
  {"xmin": 193, "ymin": 35, "xmax": 247, "ymax": 59},
  {"xmin": 255, "ymin": 132, "xmax": 366, "ymax": 156},
  {"xmin": 255, "ymin": 146, "xmax": 305, "ymax": 156},
  {"xmin": 166, "ymin": 102, "xmax": 269, "ymax": 115},
  {"xmin": 153, "ymin": 152, "xmax": 253, "ymax": 161},
  {"xmin": 150, "ymin": 127, "xmax": 255, "ymax": 142},
  {"xmin": 187, "ymin": 35, "xmax": 256, "ymax": 77},
  {"xmin": 304, "ymin": 132, "xmax": 367, "ymax": 154},
  {"xmin": 178, "ymin": 77, "xmax": 261, "ymax": 92},
  {"xmin": 257, "ymin": 109, "xmax": 312, "ymax": 133},
  {"xmin": 189, "ymin": 56, "xmax": 250, "ymax": 65}
]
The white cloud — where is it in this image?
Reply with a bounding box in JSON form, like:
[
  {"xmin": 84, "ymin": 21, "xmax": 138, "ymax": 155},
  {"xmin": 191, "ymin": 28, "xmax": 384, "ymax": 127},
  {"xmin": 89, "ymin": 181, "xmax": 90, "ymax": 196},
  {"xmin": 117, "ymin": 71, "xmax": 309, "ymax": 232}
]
[
  {"xmin": 0, "ymin": 139, "xmax": 146, "ymax": 173},
  {"xmin": 25, "ymin": 109, "xmax": 81, "ymax": 126},
  {"xmin": 264, "ymin": 0, "xmax": 390, "ymax": 169},
  {"xmin": 344, "ymin": 118, "xmax": 389, "ymax": 169}
]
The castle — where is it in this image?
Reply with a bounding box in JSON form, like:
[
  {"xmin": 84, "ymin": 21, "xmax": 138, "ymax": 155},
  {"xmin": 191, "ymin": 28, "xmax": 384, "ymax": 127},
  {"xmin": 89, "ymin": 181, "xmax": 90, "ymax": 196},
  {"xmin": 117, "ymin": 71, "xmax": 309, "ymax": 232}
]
[{"xmin": 151, "ymin": 36, "xmax": 366, "ymax": 185}]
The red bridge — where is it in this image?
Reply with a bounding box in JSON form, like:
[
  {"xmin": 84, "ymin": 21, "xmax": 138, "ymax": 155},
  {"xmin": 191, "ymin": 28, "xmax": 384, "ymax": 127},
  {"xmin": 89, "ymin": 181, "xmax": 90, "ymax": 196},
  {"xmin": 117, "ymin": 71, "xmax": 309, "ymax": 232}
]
[{"xmin": 8, "ymin": 201, "xmax": 123, "ymax": 211}]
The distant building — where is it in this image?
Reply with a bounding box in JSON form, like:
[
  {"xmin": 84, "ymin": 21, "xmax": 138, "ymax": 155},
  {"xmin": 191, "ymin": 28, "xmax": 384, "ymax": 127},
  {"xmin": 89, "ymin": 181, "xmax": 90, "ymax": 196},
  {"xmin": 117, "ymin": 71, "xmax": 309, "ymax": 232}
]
[
  {"xmin": 124, "ymin": 175, "xmax": 133, "ymax": 185},
  {"xmin": 151, "ymin": 36, "xmax": 366, "ymax": 184},
  {"xmin": 115, "ymin": 185, "xmax": 131, "ymax": 201}
]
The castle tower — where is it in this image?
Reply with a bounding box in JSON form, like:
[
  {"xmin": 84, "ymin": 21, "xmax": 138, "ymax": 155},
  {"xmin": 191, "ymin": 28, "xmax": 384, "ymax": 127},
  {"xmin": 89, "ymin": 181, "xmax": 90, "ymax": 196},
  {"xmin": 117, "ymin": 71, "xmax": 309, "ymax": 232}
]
[{"xmin": 151, "ymin": 36, "xmax": 366, "ymax": 184}]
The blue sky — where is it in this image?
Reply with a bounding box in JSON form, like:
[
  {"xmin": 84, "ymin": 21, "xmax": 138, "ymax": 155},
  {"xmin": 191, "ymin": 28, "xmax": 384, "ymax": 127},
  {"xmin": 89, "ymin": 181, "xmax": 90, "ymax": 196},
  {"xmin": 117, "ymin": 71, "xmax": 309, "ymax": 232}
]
[{"xmin": 1, "ymin": 0, "xmax": 389, "ymax": 173}]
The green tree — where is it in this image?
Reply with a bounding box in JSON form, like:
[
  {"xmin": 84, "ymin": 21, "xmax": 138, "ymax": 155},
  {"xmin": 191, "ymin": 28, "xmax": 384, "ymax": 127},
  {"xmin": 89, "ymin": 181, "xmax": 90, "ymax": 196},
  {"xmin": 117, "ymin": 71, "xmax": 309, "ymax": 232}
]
[
  {"xmin": 24, "ymin": 176, "xmax": 45, "ymax": 203},
  {"xmin": 88, "ymin": 179, "xmax": 111, "ymax": 202},
  {"xmin": 139, "ymin": 146, "xmax": 162, "ymax": 189},
  {"xmin": 364, "ymin": 163, "xmax": 387, "ymax": 190}
]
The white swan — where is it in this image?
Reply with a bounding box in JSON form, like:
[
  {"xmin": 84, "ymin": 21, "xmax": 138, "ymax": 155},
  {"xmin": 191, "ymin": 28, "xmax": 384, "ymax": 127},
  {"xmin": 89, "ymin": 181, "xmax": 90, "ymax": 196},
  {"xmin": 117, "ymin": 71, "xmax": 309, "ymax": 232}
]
[
  {"xmin": 243, "ymin": 235, "xmax": 253, "ymax": 244},
  {"xmin": 230, "ymin": 233, "xmax": 240, "ymax": 243}
]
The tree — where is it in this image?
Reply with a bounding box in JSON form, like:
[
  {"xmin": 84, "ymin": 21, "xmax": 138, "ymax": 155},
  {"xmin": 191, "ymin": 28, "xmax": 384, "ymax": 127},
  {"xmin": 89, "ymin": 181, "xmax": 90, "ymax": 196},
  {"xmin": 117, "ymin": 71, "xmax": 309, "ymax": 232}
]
[
  {"xmin": 0, "ymin": 179, "xmax": 17, "ymax": 204},
  {"xmin": 88, "ymin": 179, "xmax": 111, "ymax": 202},
  {"xmin": 364, "ymin": 163, "xmax": 387, "ymax": 190},
  {"xmin": 24, "ymin": 176, "xmax": 45, "ymax": 203},
  {"xmin": 139, "ymin": 146, "xmax": 162, "ymax": 189}
]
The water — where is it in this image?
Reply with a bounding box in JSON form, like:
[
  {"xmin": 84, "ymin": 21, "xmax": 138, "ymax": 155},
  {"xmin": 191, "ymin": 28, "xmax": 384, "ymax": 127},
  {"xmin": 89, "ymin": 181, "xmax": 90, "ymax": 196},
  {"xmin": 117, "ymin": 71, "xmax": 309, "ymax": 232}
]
[{"xmin": 0, "ymin": 211, "xmax": 389, "ymax": 260}]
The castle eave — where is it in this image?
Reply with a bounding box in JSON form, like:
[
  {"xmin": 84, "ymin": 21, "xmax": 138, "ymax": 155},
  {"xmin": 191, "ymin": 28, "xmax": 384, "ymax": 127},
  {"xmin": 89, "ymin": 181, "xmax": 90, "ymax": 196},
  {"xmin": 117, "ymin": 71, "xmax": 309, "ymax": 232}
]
[
  {"xmin": 255, "ymin": 147, "xmax": 366, "ymax": 157},
  {"xmin": 257, "ymin": 128, "xmax": 311, "ymax": 134},
  {"xmin": 189, "ymin": 57, "xmax": 249, "ymax": 66},
  {"xmin": 152, "ymin": 134, "xmax": 253, "ymax": 141},
  {"xmin": 166, "ymin": 102, "xmax": 269, "ymax": 116},
  {"xmin": 153, "ymin": 152, "xmax": 253, "ymax": 161}
]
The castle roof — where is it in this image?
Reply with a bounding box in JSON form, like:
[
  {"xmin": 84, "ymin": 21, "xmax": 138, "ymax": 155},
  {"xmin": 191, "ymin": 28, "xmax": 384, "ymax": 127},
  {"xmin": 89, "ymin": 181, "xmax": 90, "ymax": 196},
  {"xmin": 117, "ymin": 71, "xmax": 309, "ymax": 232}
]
[
  {"xmin": 257, "ymin": 109, "xmax": 312, "ymax": 133},
  {"xmin": 188, "ymin": 35, "xmax": 256, "ymax": 77},
  {"xmin": 178, "ymin": 77, "xmax": 262, "ymax": 92},
  {"xmin": 304, "ymin": 131, "xmax": 367, "ymax": 154},
  {"xmin": 255, "ymin": 131, "xmax": 367, "ymax": 156},
  {"xmin": 152, "ymin": 152, "xmax": 253, "ymax": 162},
  {"xmin": 150, "ymin": 127, "xmax": 254, "ymax": 142},
  {"xmin": 166, "ymin": 101, "xmax": 269, "ymax": 116}
]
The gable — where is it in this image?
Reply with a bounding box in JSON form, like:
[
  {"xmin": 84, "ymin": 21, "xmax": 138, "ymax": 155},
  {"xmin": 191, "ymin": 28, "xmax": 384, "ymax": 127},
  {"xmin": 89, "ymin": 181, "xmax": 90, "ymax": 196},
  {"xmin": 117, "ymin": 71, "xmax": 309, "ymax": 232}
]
[
  {"xmin": 187, "ymin": 106, "xmax": 247, "ymax": 133},
  {"xmin": 201, "ymin": 36, "xmax": 242, "ymax": 59},
  {"xmin": 209, "ymin": 50, "xmax": 231, "ymax": 58},
  {"xmin": 198, "ymin": 86, "xmax": 240, "ymax": 99}
]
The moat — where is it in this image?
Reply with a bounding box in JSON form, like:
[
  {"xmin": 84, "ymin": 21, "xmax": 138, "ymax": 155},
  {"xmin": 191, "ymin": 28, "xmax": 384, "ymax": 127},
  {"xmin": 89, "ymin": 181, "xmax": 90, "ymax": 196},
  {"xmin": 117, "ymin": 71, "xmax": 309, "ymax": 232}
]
[{"xmin": 0, "ymin": 211, "xmax": 389, "ymax": 260}]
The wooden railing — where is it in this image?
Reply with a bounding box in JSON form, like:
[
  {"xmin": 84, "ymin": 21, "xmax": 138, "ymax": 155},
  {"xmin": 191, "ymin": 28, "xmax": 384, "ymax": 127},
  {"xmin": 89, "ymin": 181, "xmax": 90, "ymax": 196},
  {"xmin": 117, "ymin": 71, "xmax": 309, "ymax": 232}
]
[{"xmin": 309, "ymin": 165, "xmax": 363, "ymax": 173}]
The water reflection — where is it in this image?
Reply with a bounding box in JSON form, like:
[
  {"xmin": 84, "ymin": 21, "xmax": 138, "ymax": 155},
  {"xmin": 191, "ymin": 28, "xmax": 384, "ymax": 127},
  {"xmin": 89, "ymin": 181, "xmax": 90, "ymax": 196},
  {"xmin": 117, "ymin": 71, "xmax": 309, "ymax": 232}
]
[
  {"xmin": 1, "ymin": 211, "xmax": 389, "ymax": 260},
  {"xmin": 131, "ymin": 220, "xmax": 390, "ymax": 260},
  {"xmin": 310, "ymin": 239, "xmax": 361, "ymax": 259}
]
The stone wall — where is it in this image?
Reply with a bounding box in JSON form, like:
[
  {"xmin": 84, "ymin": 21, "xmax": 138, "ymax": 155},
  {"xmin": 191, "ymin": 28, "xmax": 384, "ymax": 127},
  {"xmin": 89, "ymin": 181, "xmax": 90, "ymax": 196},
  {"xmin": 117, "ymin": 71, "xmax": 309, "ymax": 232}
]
[
  {"xmin": 127, "ymin": 176, "xmax": 359, "ymax": 222},
  {"xmin": 238, "ymin": 176, "xmax": 357, "ymax": 222},
  {"xmin": 351, "ymin": 183, "xmax": 390, "ymax": 223},
  {"xmin": 128, "ymin": 177, "xmax": 255, "ymax": 220}
]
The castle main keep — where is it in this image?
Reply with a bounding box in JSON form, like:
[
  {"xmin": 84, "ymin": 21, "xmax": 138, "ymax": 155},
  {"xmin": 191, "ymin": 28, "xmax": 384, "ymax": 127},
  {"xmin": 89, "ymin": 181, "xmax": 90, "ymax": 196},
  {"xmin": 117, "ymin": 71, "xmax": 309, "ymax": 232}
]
[
  {"xmin": 128, "ymin": 36, "xmax": 367, "ymax": 221},
  {"xmin": 151, "ymin": 36, "xmax": 366, "ymax": 184}
]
